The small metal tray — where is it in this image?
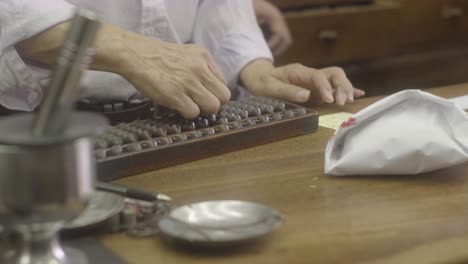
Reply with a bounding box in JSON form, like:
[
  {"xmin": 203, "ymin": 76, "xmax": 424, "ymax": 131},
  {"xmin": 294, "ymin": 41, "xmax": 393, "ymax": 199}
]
[
  {"xmin": 64, "ymin": 191, "xmax": 125, "ymax": 230},
  {"xmin": 158, "ymin": 200, "xmax": 283, "ymax": 247}
]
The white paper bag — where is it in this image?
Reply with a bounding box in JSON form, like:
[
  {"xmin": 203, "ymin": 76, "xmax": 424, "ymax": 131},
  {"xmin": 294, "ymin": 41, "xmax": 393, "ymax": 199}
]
[
  {"xmin": 449, "ymin": 95, "xmax": 468, "ymax": 110},
  {"xmin": 324, "ymin": 90, "xmax": 468, "ymax": 176}
]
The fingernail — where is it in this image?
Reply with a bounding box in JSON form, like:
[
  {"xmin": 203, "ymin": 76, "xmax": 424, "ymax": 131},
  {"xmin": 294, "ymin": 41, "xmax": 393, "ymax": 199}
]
[
  {"xmin": 326, "ymin": 93, "xmax": 334, "ymax": 103},
  {"xmin": 295, "ymin": 90, "xmax": 310, "ymax": 102}
]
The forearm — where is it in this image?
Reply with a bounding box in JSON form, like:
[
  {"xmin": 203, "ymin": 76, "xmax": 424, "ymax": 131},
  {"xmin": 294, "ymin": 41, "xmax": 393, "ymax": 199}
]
[{"xmin": 15, "ymin": 21, "xmax": 155, "ymax": 78}]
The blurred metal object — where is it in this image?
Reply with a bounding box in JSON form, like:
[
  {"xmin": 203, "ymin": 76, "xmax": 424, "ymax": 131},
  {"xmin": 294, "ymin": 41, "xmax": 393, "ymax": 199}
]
[
  {"xmin": 0, "ymin": 112, "xmax": 107, "ymax": 264},
  {"xmin": 0, "ymin": 8, "xmax": 105, "ymax": 264},
  {"xmin": 63, "ymin": 191, "xmax": 125, "ymax": 231},
  {"xmin": 120, "ymin": 207, "xmax": 138, "ymax": 231},
  {"xmin": 33, "ymin": 9, "xmax": 100, "ymax": 137},
  {"xmin": 158, "ymin": 200, "xmax": 283, "ymax": 247},
  {"xmin": 125, "ymin": 198, "xmax": 171, "ymax": 238}
]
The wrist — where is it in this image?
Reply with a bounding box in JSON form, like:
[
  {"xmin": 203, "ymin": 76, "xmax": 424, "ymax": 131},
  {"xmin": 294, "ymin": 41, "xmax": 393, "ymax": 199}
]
[{"xmin": 240, "ymin": 59, "xmax": 274, "ymax": 91}]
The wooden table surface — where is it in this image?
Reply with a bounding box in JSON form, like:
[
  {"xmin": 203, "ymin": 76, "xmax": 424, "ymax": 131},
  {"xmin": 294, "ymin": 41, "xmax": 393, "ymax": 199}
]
[{"xmin": 101, "ymin": 83, "xmax": 468, "ymax": 264}]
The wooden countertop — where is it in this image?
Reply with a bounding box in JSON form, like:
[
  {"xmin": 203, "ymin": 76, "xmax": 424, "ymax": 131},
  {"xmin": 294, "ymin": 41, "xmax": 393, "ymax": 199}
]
[{"xmin": 101, "ymin": 83, "xmax": 468, "ymax": 264}]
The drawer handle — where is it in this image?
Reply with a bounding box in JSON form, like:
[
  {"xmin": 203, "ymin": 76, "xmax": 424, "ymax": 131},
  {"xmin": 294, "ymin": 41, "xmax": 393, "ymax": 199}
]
[
  {"xmin": 442, "ymin": 5, "xmax": 464, "ymax": 19},
  {"xmin": 318, "ymin": 30, "xmax": 339, "ymax": 42}
]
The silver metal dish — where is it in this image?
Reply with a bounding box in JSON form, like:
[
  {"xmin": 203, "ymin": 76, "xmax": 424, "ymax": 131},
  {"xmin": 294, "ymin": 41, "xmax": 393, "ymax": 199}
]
[
  {"xmin": 158, "ymin": 200, "xmax": 283, "ymax": 246},
  {"xmin": 63, "ymin": 191, "xmax": 124, "ymax": 230}
]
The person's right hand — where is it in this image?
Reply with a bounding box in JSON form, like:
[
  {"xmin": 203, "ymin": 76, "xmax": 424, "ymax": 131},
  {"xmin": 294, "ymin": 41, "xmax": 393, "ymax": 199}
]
[
  {"xmin": 16, "ymin": 22, "xmax": 231, "ymax": 119},
  {"xmin": 117, "ymin": 38, "xmax": 231, "ymax": 119}
]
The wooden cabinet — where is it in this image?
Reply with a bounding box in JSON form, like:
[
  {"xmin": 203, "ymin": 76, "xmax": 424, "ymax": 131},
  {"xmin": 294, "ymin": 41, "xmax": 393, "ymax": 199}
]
[
  {"xmin": 276, "ymin": 0, "xmax": 468, "ymax": 66},
  {"xmin": 276, "ymin": 1, "xmax": 400, "ymax": 66},
  {"xmin": 396, "ymin": 0, "xmax": 468, "ymax": 52}
]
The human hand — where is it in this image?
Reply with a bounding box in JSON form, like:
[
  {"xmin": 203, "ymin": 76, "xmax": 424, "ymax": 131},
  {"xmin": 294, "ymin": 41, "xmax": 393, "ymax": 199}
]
[
  {"xmin": 118, "ymin": 38, "xmax": 231, "ymax": 119},
  {"xmin": 253, "ymin": 0, "xmax": 292, "ymax": 56},
  {"xmin": 15, "ymin": 22, "xmax": 230, "ymax": 119},
  {"xmin": 240, "ymin": 59, "xmax": 365, "ymax": 105}
]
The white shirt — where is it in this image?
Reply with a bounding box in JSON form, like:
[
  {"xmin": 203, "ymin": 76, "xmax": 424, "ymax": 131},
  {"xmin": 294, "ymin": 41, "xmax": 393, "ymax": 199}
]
[{"xmin": 0, "ymin": 0, "xmax": 272, "ymax": 111}]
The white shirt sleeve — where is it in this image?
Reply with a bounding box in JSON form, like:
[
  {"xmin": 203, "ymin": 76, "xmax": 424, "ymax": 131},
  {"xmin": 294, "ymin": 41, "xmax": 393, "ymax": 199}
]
[
  {"xmin": 192, "ymin": 0, "xmax": 273, "ymax": 90},
  {"xmin": 0, "ymin": 0, "xmax": 75, "ymax": 50},
  {"xmin": 0, "ymin": 0, "xmax": 75, "ymax": 111}
]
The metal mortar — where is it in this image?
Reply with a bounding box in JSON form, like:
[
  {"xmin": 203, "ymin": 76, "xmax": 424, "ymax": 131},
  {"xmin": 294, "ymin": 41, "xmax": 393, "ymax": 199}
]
[{"xmin": 0, "ymin": 112, "xmax": 107, "ymax": 264}]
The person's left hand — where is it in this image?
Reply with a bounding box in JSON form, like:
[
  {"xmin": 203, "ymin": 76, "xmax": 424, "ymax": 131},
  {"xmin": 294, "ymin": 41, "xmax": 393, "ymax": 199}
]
[
  {"xmin": 240, "ymin": 59, "xmax": 365, "ymax": 106},
  {"xmin": 253, "ymin": 0, "xmax": 292, "ymax": 56}
]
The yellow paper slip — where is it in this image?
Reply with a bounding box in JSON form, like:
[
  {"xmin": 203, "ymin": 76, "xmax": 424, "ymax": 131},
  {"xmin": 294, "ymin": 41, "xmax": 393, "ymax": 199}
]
[{"xmin": 319, "ymin": 112, "xmax": 353, "ymax": 131}]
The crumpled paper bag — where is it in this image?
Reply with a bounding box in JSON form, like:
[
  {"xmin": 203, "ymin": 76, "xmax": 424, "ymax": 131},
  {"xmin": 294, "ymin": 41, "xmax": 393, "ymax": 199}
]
[{"xmin": 324, "ymin": 90, "xmax": 468, "ymax": 175}]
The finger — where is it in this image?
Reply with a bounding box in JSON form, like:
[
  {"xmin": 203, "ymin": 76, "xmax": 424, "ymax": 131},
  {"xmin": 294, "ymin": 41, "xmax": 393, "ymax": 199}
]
[
  {"xmin": 323, "ymin": 67, "xmax": 354, "ymax": 105},
  {"xmin": 353, "ymin": 88, "xmax": 365, "ymax": 98},
  {"xmin": 176, "ymin": 94, "xmax": 202, "ymax": 119},
  {"xmin": 334, "ymin": 87, "xmax": 348, "ymax": 106},
  {"xmin": 188, "ymin": 81, "xmax": 222, "ymax": 115},
  {"xmin": 261, "ymin": 76, "xmax": 311, "ymax": 103},
  {"xmin": 291, "ymin": 65, "xmax": 334, "ymax": 103},
  {"xmin": 205, "ymin": 54, "xmax": 227, "ymax": 85},
  {"xmin": 200, "ymin": 69, "xmax": 231, "ymax": 105},
  {"xmin": 159, "ymin": 92, "xmax": 201, "ymax": 120},
  {"xmin": 323, "ymin": 67, "xmax": 354, "ymax": 102}
]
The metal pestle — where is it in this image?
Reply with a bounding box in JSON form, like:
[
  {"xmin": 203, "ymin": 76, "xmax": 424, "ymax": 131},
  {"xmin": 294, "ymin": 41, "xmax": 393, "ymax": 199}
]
[
  {"xmin": 33, "ymin": 9, "xmax": 100, "ymax": 137},
  {"xmin": 0, "ymin": 9, "xmax": 107, "ymax": 264}
]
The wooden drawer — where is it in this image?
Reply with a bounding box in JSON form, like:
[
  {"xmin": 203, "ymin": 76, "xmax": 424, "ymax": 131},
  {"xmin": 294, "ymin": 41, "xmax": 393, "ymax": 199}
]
[
  {"xmin": 276, "ymin": 1, "xmax": 401, "ymax": 66},
  {"xmin": 272, "ymin": 0, "xmax": 371, "ymax": 9},
  {"xmin": 396, "ymin": 0, "xmax": 468, "ymax": 52}
]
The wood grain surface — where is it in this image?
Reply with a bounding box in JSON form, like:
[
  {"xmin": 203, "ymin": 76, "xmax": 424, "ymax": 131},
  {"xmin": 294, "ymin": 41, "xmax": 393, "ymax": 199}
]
[
  {"xmin": 97, "ymin": 83, "xmax": 468, "ymax": 263},
  {"xmin": 276, "ymin": 0, "xmax": 468, "ymax": 67},
  {"xmin": 276, "ymin": 0, "xmax": 401, "ymax": 66}
]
